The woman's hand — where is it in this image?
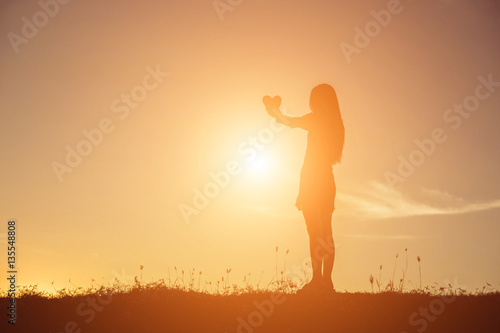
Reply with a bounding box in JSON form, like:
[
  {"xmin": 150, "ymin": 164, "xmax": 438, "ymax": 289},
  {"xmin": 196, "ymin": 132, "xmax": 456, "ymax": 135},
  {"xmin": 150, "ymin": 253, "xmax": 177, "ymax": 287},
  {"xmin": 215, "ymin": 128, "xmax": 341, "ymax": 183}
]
[
  {"xmin": 266, "ymin": 106, "xmax": 282, "ymax": 119},
  {"xmin": 263, "ymin": 95, "xmax": 282, "ymax": 119},
  {"xmin": 262, "ymin": 95, "xmax": 298, "ymax": 129}
]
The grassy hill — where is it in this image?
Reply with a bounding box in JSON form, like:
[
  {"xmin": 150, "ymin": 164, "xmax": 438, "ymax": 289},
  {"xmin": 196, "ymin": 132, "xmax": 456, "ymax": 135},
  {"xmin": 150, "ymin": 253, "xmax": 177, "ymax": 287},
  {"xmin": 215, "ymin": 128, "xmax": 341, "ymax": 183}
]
[{"xmin": 1, "ymin": 281, "xmax": 499, "ymax": 333}]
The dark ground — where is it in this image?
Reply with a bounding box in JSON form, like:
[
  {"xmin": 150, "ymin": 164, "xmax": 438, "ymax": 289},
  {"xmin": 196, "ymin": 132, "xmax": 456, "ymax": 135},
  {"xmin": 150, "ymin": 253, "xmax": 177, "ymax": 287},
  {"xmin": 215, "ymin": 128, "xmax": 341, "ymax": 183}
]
[{"xmin": 1, "ymin": 288, "xmax": 499, "ymax": 333}]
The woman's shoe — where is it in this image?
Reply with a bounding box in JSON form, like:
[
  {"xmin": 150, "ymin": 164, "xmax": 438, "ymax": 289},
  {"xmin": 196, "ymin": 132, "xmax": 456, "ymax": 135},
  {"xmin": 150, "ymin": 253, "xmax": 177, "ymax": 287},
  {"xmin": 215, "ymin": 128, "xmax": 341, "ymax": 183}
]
[
  {"xmin": 297, "ymin": 279, "xmax": 322, "ymax": 295},
  {"xmin": 321, "ymin": 279, "xmax": 335, "ymax": 293}
]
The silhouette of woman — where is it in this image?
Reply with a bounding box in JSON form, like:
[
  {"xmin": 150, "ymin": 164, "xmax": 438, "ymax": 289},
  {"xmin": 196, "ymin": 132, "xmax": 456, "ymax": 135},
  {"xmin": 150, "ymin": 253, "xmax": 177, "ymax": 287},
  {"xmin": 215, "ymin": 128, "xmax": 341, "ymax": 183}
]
[{"xmin": 263, "ymin": 84, "xmax": 345, "ymax": 292}]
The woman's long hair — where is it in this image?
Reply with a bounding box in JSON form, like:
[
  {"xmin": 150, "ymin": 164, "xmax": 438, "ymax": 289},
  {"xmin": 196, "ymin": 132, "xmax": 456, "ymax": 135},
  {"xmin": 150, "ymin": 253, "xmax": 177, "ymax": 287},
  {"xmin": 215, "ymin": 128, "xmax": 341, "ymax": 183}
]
[{"xmin": 309, "ymin": 84, "xmax": 345, "ymax": 165}]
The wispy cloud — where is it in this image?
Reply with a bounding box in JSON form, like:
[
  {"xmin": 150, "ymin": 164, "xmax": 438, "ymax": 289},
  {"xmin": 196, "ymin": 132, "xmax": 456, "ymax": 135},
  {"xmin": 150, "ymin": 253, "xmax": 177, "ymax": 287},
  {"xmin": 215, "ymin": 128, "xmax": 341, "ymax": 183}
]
[{"xmin": 337, "ymin": 181, "xmax": 500, "ymax": 220}]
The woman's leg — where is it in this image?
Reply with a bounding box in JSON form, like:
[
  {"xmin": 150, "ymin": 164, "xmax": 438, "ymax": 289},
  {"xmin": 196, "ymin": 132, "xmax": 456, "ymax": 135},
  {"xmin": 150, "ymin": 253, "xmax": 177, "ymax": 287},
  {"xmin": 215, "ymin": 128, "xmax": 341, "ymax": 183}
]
[
  {"xmin": 321, "ymin": 211, "xmax": 335, "ymax": 287},
  {"xmin": 302, "ymin": 207, "xmax": 322, "ymax": 284},
  {"xmin": 322, "ymin": 176, "xmax": 336, "ymax": 288}
]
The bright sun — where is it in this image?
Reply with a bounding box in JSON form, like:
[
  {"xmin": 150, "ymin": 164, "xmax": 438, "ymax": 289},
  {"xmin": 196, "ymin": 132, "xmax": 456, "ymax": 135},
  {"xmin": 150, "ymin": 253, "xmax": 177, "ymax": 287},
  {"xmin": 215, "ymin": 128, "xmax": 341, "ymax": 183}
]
[{"xmin": 247, "ymin": 153, "xmax": 269, "ymax": 173}]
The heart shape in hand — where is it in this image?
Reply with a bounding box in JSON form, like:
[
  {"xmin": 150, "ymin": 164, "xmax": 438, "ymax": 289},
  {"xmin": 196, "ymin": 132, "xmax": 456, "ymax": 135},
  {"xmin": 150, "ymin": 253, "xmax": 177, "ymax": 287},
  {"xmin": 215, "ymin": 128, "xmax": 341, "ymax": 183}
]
[{"xmin": 263, "ymin": 95, "xmax": 281, "ymax": 110}]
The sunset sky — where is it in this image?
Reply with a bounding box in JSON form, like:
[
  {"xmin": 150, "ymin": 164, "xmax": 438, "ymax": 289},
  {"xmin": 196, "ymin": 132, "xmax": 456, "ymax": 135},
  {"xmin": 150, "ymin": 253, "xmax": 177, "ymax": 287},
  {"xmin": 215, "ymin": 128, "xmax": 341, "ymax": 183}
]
[{"xmin": 1, "ymin": 0, "xmax": 500, "ymax": 294}]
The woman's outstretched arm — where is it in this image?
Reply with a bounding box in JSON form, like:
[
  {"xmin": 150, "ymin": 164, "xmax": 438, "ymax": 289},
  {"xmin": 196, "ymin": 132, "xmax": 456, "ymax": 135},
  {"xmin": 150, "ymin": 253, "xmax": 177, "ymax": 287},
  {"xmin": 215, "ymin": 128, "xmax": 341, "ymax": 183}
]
[{"xmin": 267, "ymin": 107, "xmax": 313, "ymax": 131}]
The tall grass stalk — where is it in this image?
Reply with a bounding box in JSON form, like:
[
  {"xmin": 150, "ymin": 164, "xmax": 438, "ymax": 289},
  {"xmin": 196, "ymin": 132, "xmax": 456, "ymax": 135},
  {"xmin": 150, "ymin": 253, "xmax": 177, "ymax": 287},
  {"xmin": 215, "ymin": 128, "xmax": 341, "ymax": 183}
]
[{"xmin": 391, "ymin": 253, "xmax": 399, "ymax": 291}]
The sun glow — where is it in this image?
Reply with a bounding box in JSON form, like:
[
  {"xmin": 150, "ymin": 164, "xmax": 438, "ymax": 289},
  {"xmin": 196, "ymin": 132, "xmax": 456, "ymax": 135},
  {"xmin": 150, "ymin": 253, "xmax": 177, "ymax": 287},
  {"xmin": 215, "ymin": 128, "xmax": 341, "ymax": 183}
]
[{"xmin": 247, "ymin": 153, "xmax": 269, "ymax": 173}]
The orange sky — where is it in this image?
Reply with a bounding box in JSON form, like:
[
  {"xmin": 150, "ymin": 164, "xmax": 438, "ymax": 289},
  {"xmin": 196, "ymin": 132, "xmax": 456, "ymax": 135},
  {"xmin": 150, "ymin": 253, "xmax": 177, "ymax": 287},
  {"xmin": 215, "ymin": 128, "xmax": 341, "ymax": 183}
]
[{"xmin": 1, "ymin": 0, "xmax": 500, "ymax": 294}]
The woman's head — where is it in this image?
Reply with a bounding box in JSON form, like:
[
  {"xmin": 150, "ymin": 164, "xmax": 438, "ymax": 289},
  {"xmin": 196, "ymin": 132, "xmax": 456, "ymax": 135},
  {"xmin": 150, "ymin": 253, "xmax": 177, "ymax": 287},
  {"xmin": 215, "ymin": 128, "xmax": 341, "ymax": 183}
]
[
  {"xmin": 310, "ymin": 83, "xmax": 345, "ymax": 165},
  {"xmin": 309, "ymin": 84, "xmax": 340, "ymax": 117}
]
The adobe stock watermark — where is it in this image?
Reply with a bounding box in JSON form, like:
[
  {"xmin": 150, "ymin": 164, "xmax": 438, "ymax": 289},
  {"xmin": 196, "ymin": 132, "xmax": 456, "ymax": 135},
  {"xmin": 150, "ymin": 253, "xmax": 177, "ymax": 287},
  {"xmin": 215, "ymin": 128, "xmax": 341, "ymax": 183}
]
[
  {"xmin": 339, "ymin": 0, "xmax": 407, "ymax": 64},
  {"xmin": 384, "ymin": 73, "xmax": 500, "ymax": 188},
  {"xmin": 50, "ymin": 267, "xmax": 134, "ymax": 333},
  {"xmin": 401, "ymin": 277, "xmax": 467, "ymax": 333},
  {"xmin": 7, "ymin": 0, "xmax": 73, "ymax": 54},
  {"xmin": 178, "ymin": 110, "xmax": 291, "ymax": 224},
  {"xmin": 213, "ymin": 0, "xmax": 243, "ymax": 21},
  {"xmin": 51, "ymin": 64, "xmax": 169, "ymax": 182}
]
